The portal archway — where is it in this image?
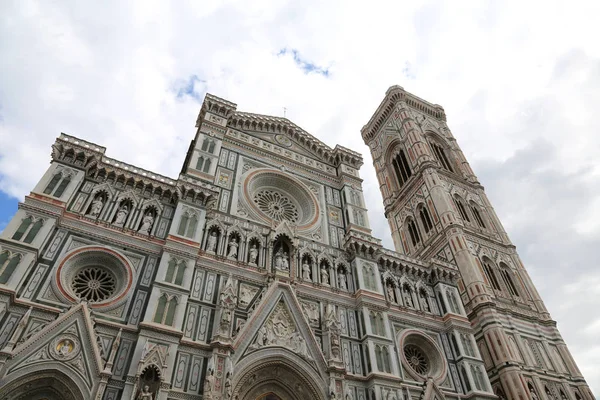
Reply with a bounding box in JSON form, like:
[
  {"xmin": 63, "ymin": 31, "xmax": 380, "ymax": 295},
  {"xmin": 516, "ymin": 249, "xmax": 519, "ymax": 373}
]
[
  {"xmin": 233, "ymin": 352, "xmax": 327, "ymax": 400},
  {"xmin": 0, "ymin": 370, "xmax": 85, "ymax": 400}
]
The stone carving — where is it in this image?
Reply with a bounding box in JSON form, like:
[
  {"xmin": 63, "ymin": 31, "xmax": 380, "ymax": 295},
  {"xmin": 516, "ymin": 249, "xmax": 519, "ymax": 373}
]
[
  {"xmin": 114, "ymin": 205, "xmax": 129, "ymax": 226},
  {"xmin": 325, "ymin": 303, "xmax": 342, "ymax": 363},
  {"xmin": 302, "ymin": 262, "xmax": 312, "ymax": 281},
  {"xmin": 321, "ymin": 268, "xmax": 330, "ymax": 286},
  {"xmin": 217, "ymin": 275, "xmax": 238, "ymax": 338},
  {"xmin": 224, "ymin": 371, "xmax": 232, "ymax": 399},
  {"xmin": 301, "ymin": 301, "xmax": 319, "ymax": 326},
  {"xmin": 138, "ymin": 213, "xmax": 154, "ymax": 234},
  {"xmin": 251, "ymin": 302, "xmax": 312, "ymax": 361},
  {"xmin": 239, "ymin": 284, "xmax": 258, "ymax": 308},
  {"xmin": 419, "ymin": 292, "xmax": 430, "ymax": 312},
  {"xmin": 346, "ymin": 387, "xmax": 355, "ymax": 400},
  {"xmin": 204, "ymin": 368, "xmax": 216, "ymax": 397},
  {"xmin": 385, "ymin": 388, "xmax": 398, "ymax": 400},
  {"xmin": 248, "ymin": 244, "xmax": 259, "ymax": 264},
  {"xmin": 50, "ymin": 335, "xmax": 80, "ymax": 361},
  {"xmin": 227, "ymin": 237, "xmax": 238, "ymax": 259},
  {"xmin": 207, "ymin": 231, "xmax": 218, "ymax": 253},
  {"xmin": 87, "ymin": 196, "xmax": 104, "ymax": 218},
  {"xmin": 387, "ymin": 283, "xmax": 396, "ymax": 303},
  {"xmin": 403, "ymin": 287, "xmax": 413, "ymax": 308},
  {"xmin": 274, "ymin": 249, "xmax": 289, "ymax": 271},
  {"xmin": 137, "ymin": 385, "xmax": 153, "ymax": 400},
  {"xmin": 338, "ymin": 270, "xmax": 347, "ymax": 290}
]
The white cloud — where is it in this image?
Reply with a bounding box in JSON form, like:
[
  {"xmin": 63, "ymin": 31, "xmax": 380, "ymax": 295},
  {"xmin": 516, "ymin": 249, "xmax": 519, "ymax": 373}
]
[{"xmin": 1, "ymin": 0, "xmax": 599, "ymax": 395}]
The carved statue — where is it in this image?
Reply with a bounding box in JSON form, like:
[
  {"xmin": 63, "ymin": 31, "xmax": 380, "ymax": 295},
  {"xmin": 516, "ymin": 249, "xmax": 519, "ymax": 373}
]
[
  {"xmin": 338, "ymin": 270, "xmax": 347, "ymax": 290},
  {"xmin": 403, "ymin": 288, "xmax": 413, "ymax": 308},
  {"xmin": 227, "ymin": 237, "xmax": 238, "ymax": 258},
  {"xmin": 329, "ymin": 379, "xmax": 338, "ymax": 400},
  {"xmin": 321, "ymin": 268, "xmax": 329, "ymax": 286},
  {"xmin": 274, "ymin": 249, "xmax": 284, "ymax": 270},
  {"xmin": 302, "ymin": 262, "xmax": 312, "ymax": 281},
  {"xmin": 249, "ymin": 244, "xmax": 258, "ymax": 264},
  {"xmin": 137, "ymin": 385, "xmax": 153, "ymax": 400},
  {"xmin": 138, "ymin": 213, "xmax": 154, "ymax": 234},
  {"xmin": 204, "ymin": 368, "xmax": 216, "ymax": 394},
  {"xmin": 529, "ymin": 387, "xmax": 539, "ymax": 400},
  {"xmin": 385, "ymin": 388, "xmax": 398, "ymax": 400},
  {"xmin": 345, "ymin": 387, "xmax": 354, "ymax": 400},
  {"xmin": 88, "ymin": 197, "xmax": 103, "ymax": 217},
  {"xmin": 114, "ymin": 205, "xmax": 128, "ymax": 226},
  {"xmin": 387, "ymin": 284, "xmax": 396, "ymax": 303},
  {"xmin": 207, "ymin": 231, "xmax": 218, "ymax": 253},
  {"xmin": 224, "ymin": 372, "xmax": 232, "ymax": 399},
  {"xmin": 420, "ymin": 292, "xmax": 430, "ymax": 312},
  {"xmin": 281, "ymin": 252, "xmax": 289, "ymax": 270}
]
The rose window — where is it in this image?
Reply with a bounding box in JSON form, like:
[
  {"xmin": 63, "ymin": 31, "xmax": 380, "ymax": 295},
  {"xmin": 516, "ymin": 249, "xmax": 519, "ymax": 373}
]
[
  {"xmin": 253, "ymin": 190, "xmax": 299, "ymax": 223},
  {"xmin": 404, "ymin": 344, "xmax": 429, "ymax": 375},
  {"xmin": 71, "ymin": 266, "xmax": 116, "ymax": 303}
]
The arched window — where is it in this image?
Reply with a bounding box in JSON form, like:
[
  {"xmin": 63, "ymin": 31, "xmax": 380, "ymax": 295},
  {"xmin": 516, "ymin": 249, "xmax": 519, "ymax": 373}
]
[
  {"xmin": 177, "ymin": 213, "xmax": 189, "ymax": 236},
  {"xmin": 451, "ymin": 334, "xmax": 460, "ymax": 356},
  {"xmin": 196, "ymin": 156, "xmax": 206, "ymax": 171},
  {"xmin": 186, "ymin": 214, "xmax": 198, "ymax": 238},
  {"xmin": 164, "ymin": 297, "xmax": 177, "ymax": 326},
  {"xmin": 482, "ymin": 259, "xmax": 502, "ymax": 291},
  {"xmin": 437, "ymin": 292, "xmax": 447, "ymax": 314},
  {"xmin": 471, "ymin": 366, "xmax": 483, "ymax": 391},
  {"xmin": 462, "ymin": 334, "xmax": 474, "ymax": 357},
  {"xmin": 407, "ymin": 219, "xmax": 421, "ymax": 247},
  {"xmin": 154, "ymin": 295, "xmax": 168, "ymax": 323},
  {"xmin": 461, "ymin": 366, "xmax": 471, "ymax": 392},
  {"xmin": 430, "ymin": 142, "xmax": 454, "ymax": 172},
  {"xmin": 391, "ymin": 149, "xmax": 412, "ymax": 189},
  {"xmin": 376, "ymin": 313, "xmax": 385, "ymax": 336},
  {"xmin": 447, "ymin": 289, "xmax": 461, "ymax": 314},
  {"xmin": 23, "ymin": 219, "xmax": 43, "ymax": 244},
  {"xmin": 499, "ymin": 263, "xmax": 519, "ymax": 296},
  {"xmin": 419, "ymin": 205, "xmax": 434, "ymax": 234},
  {"xmin": 203, "ymin": 158, "xmax": 212, "ymax": 173},
  {"xmin": 382, "ymin": 346, "xmax": 391, "ymax": 373},
  {"xmin": 470, "ymin": 202, "xmax": 487, "ymax": 228},
  {"xmin": 12, "ymin": 216, "xmax": 33, "ymax": 241},
  {"xmin": 174, "ymin": 262, "xmax": 186, "ymax": 286},
  {"xmin": 54, "ymin": 176, "xmax": 71, "ymax": 197},
  {"xmin": 165, "ymin": 259, "xmax": 177, "ymax": 283},
  {"xmin": 453, "ymin": 196, "xmax": 470, "ymax": 222},
  {"xmin": 0, "ymin": 252, "xmax": 9, "ymax": 269},
  {"xmin": 375, "ymin": 345, "xmax": 383, "ymax": 371},
  {"xmin": 0, "ymin": 254, "xmax": 21, "ymax": 284},
  {"xmin": 369, "ymin": 312, "xmax": 377, "ymax": 334},
  {"xmin": 201, "ymin": 138, "xmax": 216, "ymax": 154},
  {"xmin": 43, "ymin": 173, "xmax": 62, "ymax": 195}
]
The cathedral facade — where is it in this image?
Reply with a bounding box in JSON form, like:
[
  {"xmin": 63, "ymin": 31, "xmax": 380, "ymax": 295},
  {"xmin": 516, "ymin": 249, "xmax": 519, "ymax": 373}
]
[{"xmin": 0, "ymin": 87, "xmax": 593, "ymax": 400}]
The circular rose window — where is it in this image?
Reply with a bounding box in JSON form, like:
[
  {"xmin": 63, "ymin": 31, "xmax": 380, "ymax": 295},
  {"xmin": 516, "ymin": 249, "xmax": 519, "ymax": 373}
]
[
  {"xmin": 71, "ymin": 266, "xmax": 117, "ymax": 302},
  {"xmin": 398, "ymin": 329, "xmax": 447, "ymax": 383},
  {"xmin": 242, "ymin": 169, "xmax": 319, "ymax": 229},
  {"xmin": 54, "ymin": 246, "xmax": 133, "ymax": 309}
]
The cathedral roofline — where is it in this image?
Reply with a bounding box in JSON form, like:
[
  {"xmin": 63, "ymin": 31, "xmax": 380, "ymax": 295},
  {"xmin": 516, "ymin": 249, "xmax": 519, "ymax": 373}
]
[{"xmin": 361, "ymin": 85, "xmax": 447, "ymax": 142}]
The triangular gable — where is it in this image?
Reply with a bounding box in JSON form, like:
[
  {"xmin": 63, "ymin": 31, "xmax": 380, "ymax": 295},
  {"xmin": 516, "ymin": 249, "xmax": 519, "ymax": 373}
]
[
  {"xmin": 232, "ymin": 282, "xmax": 327, "ymax": 375},
  {"xmin": 2, "ymin": 303, "xmax": 104, "ymax": 393}
]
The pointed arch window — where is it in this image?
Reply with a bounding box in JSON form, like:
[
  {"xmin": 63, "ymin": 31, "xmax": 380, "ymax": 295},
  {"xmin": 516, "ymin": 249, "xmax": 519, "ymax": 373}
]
[
  {"xmin": 177, "ymin": 213, "xmax": 189, "ymax": 236},
  {"xmin": 499, "ymin": 263, "xmax": 519, "ymax": 297},
  {"xmin": 419, "ymin": 205, "xmax": 434, "ymax": 234},
  {"xmin": 0, "ymin": 253, "xmax": 21, "ymax": 284},
  {"xmin": 470, "ymin": 203, "xmax": 487, "ymax": 228},
  {"xmin": 53, "ymin": 175, "xmax": 71, "ymax": 197},
  {"xmin": 482, "ymin": 260, "xmax": 502, "ymax": 291},
  {"xmin": 430, "ymin": 142, "xmax": 454, "ymax": 172},
  {"xmin": 471, "ymin": 366, "xmax": 484, "ymax": 391},
  {"xmin": 375, "ymin": 345, "xmax": 384, "ymax": 371},
  {"xmin": 407, "ymin": 219, "xmax": 421, "ymax": 247},
  {"xmin": 437, "ymin": 292, "xmax": 447, "ymax": 314},
  {"xmin": 201, "ymin": 138, "xmax": 216, "ymax": 154},
  {"xmin": 196, "ymin": 156, "xmax": 212, "ymax": 173},
  {"xmin": 23, "ymin": 219, "xmax": 43, "ymax": 244},
  {"xmin": 165, "ymin": 259, "xmax": 186, "ymax": 286},
  {"xmin": 460, "ymin": 366, "xmax": 472, "ymax": 392},
  {"xmin": 12, "ymin": 216, "xmax": 33, "ymax": 241},
  {"xmin": 177, "ymin": 210, "xmax": 199, "ymax": 239},
  {"xmin": 382, "ymin": 346, "xmax": 391, "ymax": 373},
  {"xmin": 154, "ymin": 294, "xmax": 178, "ymax": 326},
  {"xmin": 451, "ymin": 334, "xmax": 460, "ymax": 356},
  {"xmin": 44, "ymin": 173, "xmax": 62, "ymax": 194},
  {"xmin": 453, "ymin": 196, "xmax": 471, "ymax": 222},
  {"xmin": 391, "ymin": 149, "xmax": 412, "ymax": 189}
]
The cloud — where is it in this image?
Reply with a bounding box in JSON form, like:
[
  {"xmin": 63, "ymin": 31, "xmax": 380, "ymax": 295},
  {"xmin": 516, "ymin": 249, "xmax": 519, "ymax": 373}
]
[{"xmin": 0, "ymin": 0, "xmax": 598, "ymax": 395}]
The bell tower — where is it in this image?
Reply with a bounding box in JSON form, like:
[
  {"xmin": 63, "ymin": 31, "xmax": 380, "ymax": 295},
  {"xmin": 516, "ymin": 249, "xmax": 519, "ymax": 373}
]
[{"xmin": 361, "ymin": 86, "xmax": 593, "ymax": 400}]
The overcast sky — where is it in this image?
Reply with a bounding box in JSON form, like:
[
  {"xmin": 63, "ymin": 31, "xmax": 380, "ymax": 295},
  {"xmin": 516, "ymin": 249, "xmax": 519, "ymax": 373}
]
[{"xmin": 1, "ymin": 0, "xmax": 598, "ymax": 395}]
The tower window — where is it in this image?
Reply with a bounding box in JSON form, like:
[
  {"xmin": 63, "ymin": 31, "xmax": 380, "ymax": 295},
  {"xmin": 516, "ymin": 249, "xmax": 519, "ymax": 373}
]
[
  {"xmin": 419, "ymin": 206, "xmax": 434, "ymax": 234},
  {"xmin": 43, "ymin": 172, "xmax": 71, "ymax": 198},
  {"xmin": 392, "ymin": 150, "xmax": 412, "ymax": 189},
  {"xmin": 407, "ymin": 219, "xmax": 421, "ymax": 247},
  {"xmin": 201, "ymin": 138, "xmax": 216, "ymax": 154},
  {"xmin": 499, "ymin": 264, "xmax": 519, "ymax": 297},
  {"xmin": 195, "ymin": 156, "xmax": 212, "ymax": 173},
  {"xmin": 470, "ymin": 203, "xmax": 486, "ymax": 228},
  {"xmin": 453, "ymin": 197, "xmax": 471, "ymax": 222},
  {"xmin": 0, "ymin": 252, "xmax": 21, "ymax": 284},
  {"xmin": 483, "ymin": 260, "xmax": 502, "ymax": 291},
  {"xmin": 430, "ymin": 142, "xmax": 454, "ymax": 172}
]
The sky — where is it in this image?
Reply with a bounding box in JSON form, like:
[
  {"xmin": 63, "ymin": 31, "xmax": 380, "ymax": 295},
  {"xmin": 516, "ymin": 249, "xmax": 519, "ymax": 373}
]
[{"xmin": 1, "ymin": 0, "xmax": 599, "ymax": 395}]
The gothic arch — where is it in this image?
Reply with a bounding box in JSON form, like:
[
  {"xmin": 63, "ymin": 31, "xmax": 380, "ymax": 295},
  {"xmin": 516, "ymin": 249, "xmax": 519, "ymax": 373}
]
[{"xmin": 0, "ymin": 369, "xmax": 87, "ymax": 400}]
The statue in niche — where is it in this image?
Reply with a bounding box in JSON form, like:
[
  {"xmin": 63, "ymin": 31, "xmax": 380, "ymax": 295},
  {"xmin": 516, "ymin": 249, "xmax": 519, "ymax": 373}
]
[
  {"xmin": 274, "ymin": 249, "xmax": 289, "ymax": 271},
  {"xmin": 138, "ymin": 212, "xmax": 154, "ymax": 234},
  {"xmin": 302, "ymin": 262, "xmax": 312, "ymax": 281},
  {"xmin": 325, "ymin": 304, "xmax": 342, "ymax": 360},
  {"xmin": 114, "ymin": 204, "xmax": 129, "ymax": 226},
  {"xmin": 345, "ymin": 387, "xmax": 354, "ymax": 400},
  {"xmin": 207, "ymin": 231, "xmax": 217, "ymax": 253},
  {"xmin": 321, "ymin": 267, "xmax": 330, "ymax": 286},
  {"xmin": 529, "ymin": 386, "xmax": 539, "ymax": 400},
  {"xmin": 87, "ymin": 196, "xmax": 104, "ymax": 218},
  {"xmin": 204, "ymin": 369, "xmax": 216, "ymax": 394},
  {"xmin": 338, "ymin": 270, "xmax": 347, "ymax": 290},
  {"xmin": 249, "ymin": 244, "xmax": 258, "ymax": 264},
  {"xmin": 419, "ymin": 291, "xmax": 430, "ymax": 312},
  {"xmin": 385, "ymin": 388, "xmax": 398, "ymax": 400},
  {"xmin": 227, "ymin": 237, "xmax": 238, "ymax": 259},
  {"xmin": 224, "ymin": 372, "xmax": 232, "ymax": 399},
  {"xmin": 137, "ymin": 385, "xmax": 154, "ymax": 400},
  {"xmin": 403, "ymin": 287, "xmax": 413, "ymax": 308},
  {"xmin": 282, "ymin": 252, "xmax": 289, "ymax": 270},
  {"xmin": 387, "ymin": 283, "xmax": 396, "ymax": 303}
]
